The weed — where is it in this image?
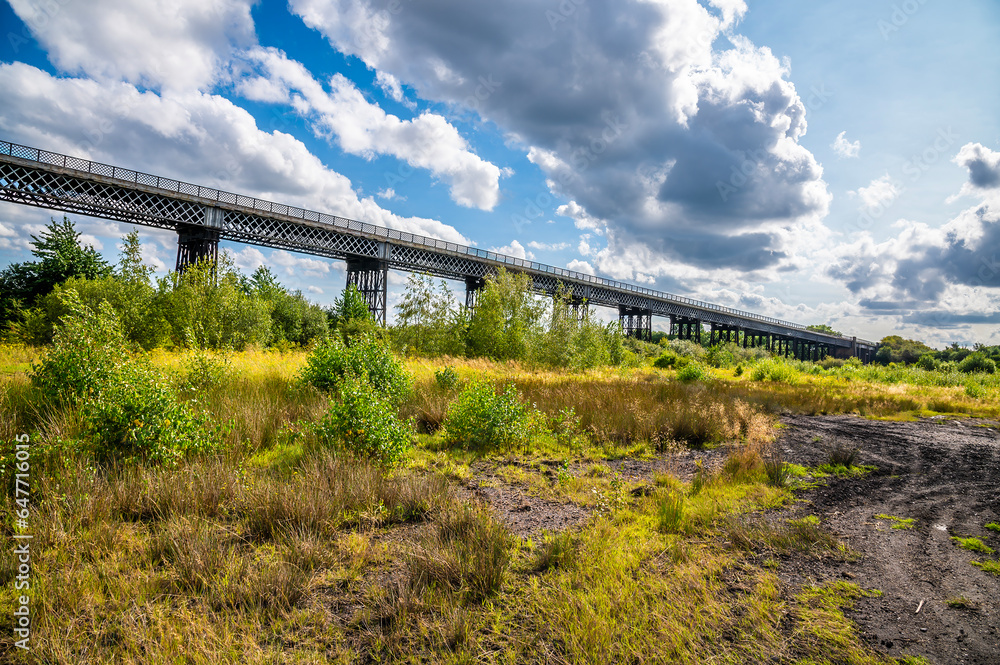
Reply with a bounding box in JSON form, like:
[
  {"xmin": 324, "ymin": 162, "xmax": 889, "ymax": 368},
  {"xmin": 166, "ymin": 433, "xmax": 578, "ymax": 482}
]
[
  {"xmin": 408, "ymin": 502, "xmax": 514, "ymax": 603},
  {"xmin": 984, "ymin": 522, "xmax": 1000, "ymax": 533},
  {"xmin": 762, "ymin": 454, "xmax": 791, "ymax": 488},
  {"xmin": 971, "ymin": 560, "xmax": 1000, "ymax": 575},
  {"xmin": 951, "ymin": 536, "xmax": 994, "ymax": 554},
  {"xmin": 676, "ymin": 363, "xmax": 706, "ymax": 382},
  {"xmin": 533, "ymin": 530, "xmax": 579, "ymax": 572},
  {"xmin": 656, "ymin": 492, "xmax": 685, "ymax": 533},
  {"xmin": 945, "ymin": 596, "xmax": 978, "ymax": 609},
  {"xmin": 828, "ymin": 446, "xmax": 859, "ymax": 468},
  {"xmin": 875, "ymin": 514, "xmax": 916, "ymax": 530},
  {"xmin": 435, "ymin": 365, "xmax": 460, "ymax": 390},
  {"xmin": 313, "ymin": 376, "xmax": 413, "ymax": 467},
  {"xmin": 442, "ymin": 380, "xmax": 535, "ymax": 453}
]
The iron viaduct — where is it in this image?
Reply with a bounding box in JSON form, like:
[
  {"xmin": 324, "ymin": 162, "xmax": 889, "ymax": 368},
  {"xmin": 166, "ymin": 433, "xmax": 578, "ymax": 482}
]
[{"xmin": 0, "ymin": 140, "xmax": 878, "ymax": 362}]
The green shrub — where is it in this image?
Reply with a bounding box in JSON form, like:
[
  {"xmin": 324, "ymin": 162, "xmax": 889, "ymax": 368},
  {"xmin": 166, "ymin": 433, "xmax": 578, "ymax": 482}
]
[
  {"xmin": 313, "ymin": 378, "xmax": 413, "ymax": 468},
  {"xmin": 750, "ymin": 359, "xmax": 799, "ymax": 384},
  {"xmin": 435, "ymin": 365, "xmax": 460, "ymax": 390},
  {"xmin": 958, "ymin": 353, "xmax": 996, "ymax": 374},
  {"xmin": 30, "ymin": 291, "xmax": 130, "ymax": 405},
  {"xmin": 82, "ymin": 358, "xmax": 213, "ymax": 465},
  {"xmin": 301, "ymin": 334, "xmax": 411, "ymax": 403},
  {"xmin": 442, "ymin": 380, "xmax": 535, "ymax": 452},
  {"xmin": 676, "ymin": 364, "xmax": 705, "ymax": 383},
  {"xmin": 653, "ymin": 351, "xmax": 689, "ymax": 369},
  {"xmin": 915, "ymin": 353, "xmax": 939, "ymax": 371}
]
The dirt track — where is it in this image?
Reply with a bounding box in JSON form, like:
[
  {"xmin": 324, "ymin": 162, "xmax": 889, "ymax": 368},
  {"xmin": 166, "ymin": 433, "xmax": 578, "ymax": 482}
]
[{"xmin": 778, "ymin": 415, "xmax": 1000, "ymax": 665}]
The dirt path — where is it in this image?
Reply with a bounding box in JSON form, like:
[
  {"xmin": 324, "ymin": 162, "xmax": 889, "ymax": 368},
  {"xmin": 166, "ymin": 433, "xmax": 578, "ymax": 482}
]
[{"xmin": 778, "ymin": 415, "xmax": 1000, "ymax": 665}]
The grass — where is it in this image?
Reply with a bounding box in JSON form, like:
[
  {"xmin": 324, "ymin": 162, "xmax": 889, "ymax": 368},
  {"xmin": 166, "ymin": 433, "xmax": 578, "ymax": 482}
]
[
  {"xmin": 945, "ymin": 596, "xmax": 979, "ymax": 609},
  {"xmin": 875, "ymin": 514, "xmax": 917, "ymax": 530},
  {"xmin": 985, "ymin": 522, "xmax": 1000, "ymax": 533},
  {"xmin": 0, "ymin": 345, "xmax": 961, "ymax": 663},
  {"xmin": 971, "ymin": 560, "xmax": 1000, "ymax": 575},
  {"xmin": 951, "ymin": 536, "xmax": 994, "ymax": 554}
]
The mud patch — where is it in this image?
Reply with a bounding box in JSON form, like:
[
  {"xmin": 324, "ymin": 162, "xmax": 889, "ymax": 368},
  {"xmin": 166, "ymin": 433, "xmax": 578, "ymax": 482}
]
[{"xmin": 777, "ymin": 415, "xmax": 1000, "ymax": 665}]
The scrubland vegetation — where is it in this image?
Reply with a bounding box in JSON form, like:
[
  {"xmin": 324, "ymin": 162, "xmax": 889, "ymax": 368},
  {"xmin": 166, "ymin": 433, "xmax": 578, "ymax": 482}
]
[{"xmin": 3, "ymin": 218, "xmax": 992, "ymax": 662}]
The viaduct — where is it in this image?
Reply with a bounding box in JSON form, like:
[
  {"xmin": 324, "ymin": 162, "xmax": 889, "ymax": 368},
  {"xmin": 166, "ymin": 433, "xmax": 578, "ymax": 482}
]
[{"xmin": 0, "ymin": 140, "xmax": 878, "ymax": 362}]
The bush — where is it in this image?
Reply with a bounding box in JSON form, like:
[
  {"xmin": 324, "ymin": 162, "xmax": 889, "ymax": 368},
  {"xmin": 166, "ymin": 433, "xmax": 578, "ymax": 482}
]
[
  {"xmin": 435, "ymin": 365, "xmax": 460, "ymax": 390},
  {"xmin": 915, "ymin": 353, "xmax": 939, "ymax": 371},
  {"xmin": 30, "ymin": 291, "xmax": 129, "ymax": 405},
  {"xmin": 676, "ymin": 364, "xmax": 706, "ymax": 383},
  {"xmin": 301, "ymin": 334, "xmax": 411, "ymax": 403},
  {"xmin": 82, "ymin": 358, "xmax": 213, "ymax": 465},
  {"xmin": 750, "ymin": 359, "xmax": 799, "ymax": 384},
  {"xmin": 314, "ymin": 378, "xmax": 413, "ymax": 467},
  {"xmin": 442, "ymin": 380, "xmax": 535, "ymax": 452},
  {"xmin": 32, "ymin": 291, "xmax": 211, "ymax": 464},
  {"xmin": 958, "ymin": 353, "xmax": 996, "ymax": 374},
  {"xmin": 653, "ymin": 351, "xmax": 689, "ymax": 369}
]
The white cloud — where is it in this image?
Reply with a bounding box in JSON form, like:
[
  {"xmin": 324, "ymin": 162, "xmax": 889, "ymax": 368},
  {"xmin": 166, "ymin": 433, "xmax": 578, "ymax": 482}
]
[
  {"xmin": 566, "ymin": 259, "xmax": 595, "ymax": 275},
  {"xmin": 307, "ymin": 285, "xmax": 324, "ymax": 294},
  {"xmin": 237, "ymin": 47, "xmax": 505, "ymax": 210},
  {"xmin": 377, "ymin": 188, "xmax": 400, "ymax": 200},
  {"xmin": 7, "ymin": 0, "xmax": 256, "ymax": 91},
  {"xmin": 290, "ymin": 0, "xmax": 830, "ymax": 276},
  {"xmin": 489, "ymin": 240, "xmax": 533, "ymax": 260},
  {"xmin": 850, "ymin": 174, "xmax": 900, "ymax": 211},
  {"xmin": 526, "ymin": 241, "xmax": 570, "ymax": 251},
  {"xmin": 0, "ymin": 63, "xmax": 470, "ymax": 246},
  {"xmin": 952, "ymin": 142, "xmax": 1000, "ymax": 198},
  {"xmin": 831, "ymin": 131, "xmax": 861, "ymax": 158}
]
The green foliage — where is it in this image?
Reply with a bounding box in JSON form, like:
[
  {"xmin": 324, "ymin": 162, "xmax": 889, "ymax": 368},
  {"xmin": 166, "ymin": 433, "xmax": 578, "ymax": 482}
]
[
  {"xmin": 313, "ymin": 377, "xmax": 413, "ymax": 467},
  {"xmin": 972, "ymin": 560, "xmax": 1000, "ymax": 575},
  {"xmin": 393, "ymin": 273, "xmax": 466, "ymax": 356},
  {"xmin": 0, "ymin": 216, "xmax": 113, "ymax": 331},
  {"xmin": 328, "ymin": 283, "xmax": 373, "ymax": 328},
  {"xmin": 985, "ymin": 522, "xmax": 1000, "ymax": 533},
  {"xmin": 442, "ymin": 380, "xmax": 535, "ymax": 452},
  {"xmin": 466, "ymin": 269, "xmax": 546, "ymax": 361},
  {"xmin": 951, "ymin": 536, "xmax": 994, "ymax": 554},
  {"xmin": 435, "ymin": 365, "xmax": 460, "ymax": 390},
  {"xmin": 915, "ymin": 353, "xmax": 939, "ymax": 371},
  {"xmin": 157, "ymin": 256, "xmax": 271, "ymax": 350},
  {"xmin": 875, "ymin": 335, "xmax": 936, "ymax": 365},
  {"xmin": 676, "ymin": 364, "xmax": 706, "ymax": 383},
  {"xmin": 749, "ymin": 358, "xmax": 799, "ymax": 384},
  {"xmin": 958, "ymin": 352, "xmax": 996, "ymax": 374},
  {"xmin": 30, "ymin": 290, "xmax": 130, "ymax": 405},
  {"xmin": 806, "ymin": 323, "xmax": 841, "ymax": 336},
  {"xmin": 247, "ymin": 266, "xmax": 329, "ymax": 347},
  {"xmin": 30, "ymin": 290, "xmax": 211, "ymax": 464},
  {"xmin": 656, "ymin": 492, "xmax": 685, "ymax": 533},
  {"xmin": 81, "ymin": 357, "xmax": 213, "ymax": 465},
  {"xmin": 300, "ymin": 335, "xmax": 411, "ymax": 403}
]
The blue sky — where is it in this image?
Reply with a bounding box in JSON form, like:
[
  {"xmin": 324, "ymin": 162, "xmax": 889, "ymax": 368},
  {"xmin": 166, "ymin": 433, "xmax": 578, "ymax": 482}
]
[{"xmin": 1, "ymin": 0, "xmax": 999, "ymax": 346}]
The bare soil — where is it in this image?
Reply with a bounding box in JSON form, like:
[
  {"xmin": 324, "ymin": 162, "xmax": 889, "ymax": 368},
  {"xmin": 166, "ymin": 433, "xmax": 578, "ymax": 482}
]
[
  {"xmin": 776, "ymin": 414, "xmax": 1000, "ymax": 665},
  {"xmin": 467, "ymin": 415, "xmax": 1000, "ymax": 664}
]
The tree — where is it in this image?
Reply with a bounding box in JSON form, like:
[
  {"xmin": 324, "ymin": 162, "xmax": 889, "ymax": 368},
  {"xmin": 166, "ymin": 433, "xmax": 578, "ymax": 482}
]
[
  {"xmin": 393, "ymin": 273, "xmax": 466, "ymax": 356},
  {"xmin": 246, "ymin": 266, "xmax": 328, "ymax": 347},
  {"xmin": 806, "ymin": 324, "xmax": 841, "ymax": 336},
  {"xmin": 875, "ymin": 335, "xmax": 935, "ymax": 365},
  {"xmin": 466, "ymin": 269, "xmax": 546, "ymax": 361},
  {"xmin": 0, "ymin": 216, "xmax": 112, "ymax": 330}
]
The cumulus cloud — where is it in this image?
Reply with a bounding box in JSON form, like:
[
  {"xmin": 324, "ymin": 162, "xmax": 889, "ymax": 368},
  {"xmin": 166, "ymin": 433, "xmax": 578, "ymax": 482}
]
[
  {"xmin": 8, "ymin": 0, "xmax": 256, "ymax": 91},
  {"xmin": 953, "ymin": 142, "xmax": 1000, "ymax": 195},
  {"xmin": 850, "ymin": 174, "xmax": 900, "ymax": 211},
  {"xmin": 826, "ymin": 148, "xmax": 1000, "ymax": 319},
  {"xmin": 489, "ymin": 239, "xmax": 533, "ymax": 260},
  {"xmin": 236, "ymin": 47, "xmax": 506, "ymax": 210},
  {"xmin": 289, "ymin": 0, "xmax": 830, "ymax": 275},
  {"xmin": 0, "ymin": 63, "xmax": 470, "ymax": 246},
  {"xmin": 566, "ymin": 259, "xmax": 595, "ymax": 275},
  {"xmin": 831, "ymin": 131, "xmax": 861, "ymax": 158},
  {"xmin": 526, "ymin": 241, "xmax": 570, "ymax": 251}
]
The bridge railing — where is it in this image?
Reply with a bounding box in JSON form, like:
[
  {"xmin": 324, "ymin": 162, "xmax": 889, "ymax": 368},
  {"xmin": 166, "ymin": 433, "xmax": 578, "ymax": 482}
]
[{"xmin": 0, "ymin": 139, "xmax": 877, "ymax": 347}]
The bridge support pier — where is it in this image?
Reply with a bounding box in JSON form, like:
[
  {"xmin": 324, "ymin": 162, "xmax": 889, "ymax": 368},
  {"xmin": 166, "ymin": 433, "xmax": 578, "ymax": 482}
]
[
  {"xmin": 346, "ymin": 254, "xmax": 389, "ymax": 326},
  {"xmin": 620, "ymin": 306, "xmax": 652, "ymax": 341},
  {"xmin": 464, "ymin": 276, "xmax": 485, "ymax": 310},
  {"xmin": 672, "ymin": 316, "xmax": 701, "ymax": 342},
  {"xmin": 175, "ymin": 224, "xmax": 220, "ymax": 272}
]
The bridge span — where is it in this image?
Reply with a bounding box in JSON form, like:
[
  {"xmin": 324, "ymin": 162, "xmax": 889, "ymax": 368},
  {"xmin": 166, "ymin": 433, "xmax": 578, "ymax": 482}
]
[{"xmin": 0, "ymin": 140, "xmax": 877, "ymax": 362}]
